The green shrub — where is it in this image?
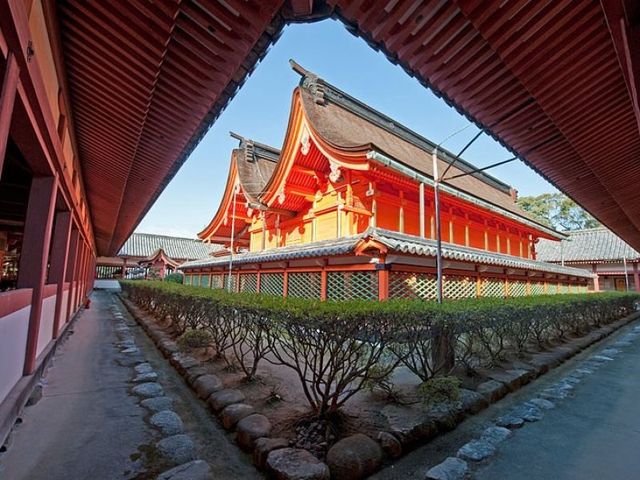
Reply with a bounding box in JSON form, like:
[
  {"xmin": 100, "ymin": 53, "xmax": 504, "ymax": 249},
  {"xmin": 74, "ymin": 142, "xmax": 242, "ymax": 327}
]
[
  {"xmin": 164, "ymin": 273, "xmax": 183, "ymax": 284},
  {"xmin": 119, "ymin": 279, "xmax": 639, "ymax": 416},
  {"xmin": 417, "ymin": 376, "xmax": 461, "ymax": 406},
  {"xmin": 177, "ymin": 329, "xmax": 212, "ymax": 351}
]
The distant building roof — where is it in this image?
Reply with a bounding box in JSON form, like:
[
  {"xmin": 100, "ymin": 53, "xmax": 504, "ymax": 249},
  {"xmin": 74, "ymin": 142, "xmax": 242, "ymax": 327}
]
[
  {"xmin": 181, "ymin": 227, "xmax": 592, "ymax": 279},
  {"xmin": 117, "ymin": 233, "xmax": 221, "ymax": 260},
  {"xmin": 537, "ymin": 227, "xmax": 640, "ymax": 264}
]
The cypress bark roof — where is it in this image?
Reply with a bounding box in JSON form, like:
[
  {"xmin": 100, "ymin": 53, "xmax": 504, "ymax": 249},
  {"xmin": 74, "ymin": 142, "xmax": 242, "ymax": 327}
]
[{"xmin": 295, "ymin": 64, "xmax": 550, "ymax": 232}]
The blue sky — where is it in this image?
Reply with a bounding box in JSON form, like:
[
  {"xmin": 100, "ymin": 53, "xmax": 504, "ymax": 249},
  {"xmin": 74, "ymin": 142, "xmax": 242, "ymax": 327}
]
[{"xmin": 136, "ymin": 19, "xmax": 557, "ymax": 238}]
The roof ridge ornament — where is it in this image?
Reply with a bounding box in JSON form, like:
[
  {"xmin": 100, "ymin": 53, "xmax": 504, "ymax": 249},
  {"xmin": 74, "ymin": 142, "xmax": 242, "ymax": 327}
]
[{"xmin": 290, "ymin": 59, "xmax": 326, "ymax": 105}]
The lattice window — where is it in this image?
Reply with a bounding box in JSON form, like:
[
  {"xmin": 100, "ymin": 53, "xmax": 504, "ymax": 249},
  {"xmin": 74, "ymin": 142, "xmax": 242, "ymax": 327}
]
[
  {"xmin": 200, "ymin": 274, "xmax": 210, "ymax": 288},
  {"xmin": 578, "ymin": 284, "xmax": 587, "ymax": 293},
  {"xmin": 261, "ymin": 273, "xmax": 284, "ymax": 297},
  {"xmin": 481, "ymin": 278, "xmax": 505, "ymax": 297},
  {"xmin": 530, "ymin": 282, "xmax": 545, "ymax": 295},
  {"xmin": 239, "ymin": 273, "xmax": 258, "ymax": 293},
  {"xmin": 443, "ymin": 275, "xmax": 477, "ymax": 299},
  {"xmin": 327, "ymin": 271, "xmax": 378, "ymax": 301},
  {"xmin": 210, "ymin": 274, "xmax": 224, "ymax": 289},
  {"xmin": 389, "ymin": 271, "xmax": 437, "ymax": 300},
  {"xmin": 223, "ymin": 273, "xmax": 239, "ymax": 292},
  {"xmin": 192, "ymin": 274, "xmax": 201, "ymax": 287},
  {"xmin": 509, "ymin": 280, "xmax": 527, "ymax": 297},
  {"xmin": 184, "ymin": 274, "xmax": 192, "ymax": 286},
  {"xmin": 288, "ymin": 272, "xmax": 322, "ymax": 299},
  {"xmin": 559, "ymin": 283, "xmax": 569, "ymax": 294}
]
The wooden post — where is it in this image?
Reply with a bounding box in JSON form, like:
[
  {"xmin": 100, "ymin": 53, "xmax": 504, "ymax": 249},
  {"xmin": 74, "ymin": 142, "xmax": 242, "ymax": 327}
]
[
  {"xmin": 64, "ymin": 229, "xmax": 79, "ymax": 322},
  {"xmin": 49, "ymin": 211, "xmax": 72, "ymax": 339},
  {"xmin": 503, "ymin": 271, "xmax": 509, "ymax": 297},
  {"xmin": 430, "ymin": 214, "xmax": 435, "ymax": 239},
  {"xmin": 448, "ymin": 219, "xmax": 453, "ymax": 243},
  {"xmin": 320, "ymin": 267, "xmax": 327, "ymax": 301},
  {"xmin": 633, "ymin": 263, "xmax": 640, "ymax": 292},
  {"xmin": 592, "ymin": 264, "xmax": 600, "ymax": 291},
  {"xmin": 378, "ymin": 262, "xmax": 389, "ymax": 301},
  {"xmin": 256, "ymin": 270, "xmax": 261, "ymax": 293},
  {"xmin": 73, "ymin": 242, "xmax": 85, "ymax": 309},
  {"xmin": 484, "ymin": 222, "xmax": 489, "ymax": 250},
  {"xmin": 370, "ymin": 199, "xmax": 377, "ymax": 228},
  {"xmin": 419, "ymin": 182, "xmax": 425, "ymax": 238},
  {"xmin": 18, "ymin": 177, "xmax": 58, "ymax": 375},
  {"xmin": 0, "ymin": 52, "xmax": 19, "ymax": 174},
  {"xmin": 399, "ymin": 191, "xmax": 405, "ymax": 233},
  {"xmin": 283, "ymin": 270, "xmax": 288, "ymax": 298},
  {"xmin": 476, "ymin": 273, "xmax": 482, "ymax": 297}
]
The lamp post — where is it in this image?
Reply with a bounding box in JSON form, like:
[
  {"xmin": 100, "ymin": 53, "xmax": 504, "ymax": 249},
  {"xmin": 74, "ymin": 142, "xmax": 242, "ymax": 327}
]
[
  {"xmin": 227, "ymin": 182, "xmax": 240, "ymax": 292},
  {"xmin": 432, "ymin": 148, "xmax": 444, "ymax": 304}
]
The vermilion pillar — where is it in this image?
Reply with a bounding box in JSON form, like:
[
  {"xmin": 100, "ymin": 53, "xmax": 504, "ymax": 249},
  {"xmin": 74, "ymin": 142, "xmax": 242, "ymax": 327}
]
[
  {"xmin": 49, "ymin": 211, "xmax": 72, "ymax": 338},
  {"xmin": 378, "ymin": 262, "xmax": 389, "ymax": 300},
  {"xmin": 72, "ymin": 241, "xmax": 85, "ymax": 310},
  {"xmin": 65, "ymin": 228, "xmax": 79, "ymax": 322},
  {"xmin": 18, "ymin": 176, "xmax": 58, "ymax": 375},
  {"xmin": 0, "ymin": 52, "xmax": 19, "ymax": 172}
]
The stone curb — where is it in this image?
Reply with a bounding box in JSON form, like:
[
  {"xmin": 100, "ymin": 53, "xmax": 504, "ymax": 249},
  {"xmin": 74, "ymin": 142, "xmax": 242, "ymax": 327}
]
[
  {"xmin": 118, "ymin": 295, "xmax": 328, "ymax": 478},
  {"xmin": 119, "ymin": 294, "xmax": 640, "ymax": 480},
  {"xmin": 109, "ymin": 299, "xmax": 211, "ymax": 476}
]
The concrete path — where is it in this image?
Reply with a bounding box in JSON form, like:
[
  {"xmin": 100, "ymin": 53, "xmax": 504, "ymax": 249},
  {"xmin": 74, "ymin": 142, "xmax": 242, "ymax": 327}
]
[
  {"xmin": 0, "ymin": 291, "xmax": 261, "ymax": 480},
  {"xmin": 372, "ymin": 319, "xmax": 640, "ymax": 480},
  {"xmin": 0, "ymin": 291, "xmax": 151, "ymax": 479},
  {"xmin": 474, "ymin": 324, "xmax": 640, "ymax": 480}
]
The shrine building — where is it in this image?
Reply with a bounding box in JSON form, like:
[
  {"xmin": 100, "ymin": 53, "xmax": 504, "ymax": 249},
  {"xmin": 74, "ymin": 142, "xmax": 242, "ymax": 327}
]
[{"xmin": 180, "ymin": 64, "xmax": 592, "ymax": 301}]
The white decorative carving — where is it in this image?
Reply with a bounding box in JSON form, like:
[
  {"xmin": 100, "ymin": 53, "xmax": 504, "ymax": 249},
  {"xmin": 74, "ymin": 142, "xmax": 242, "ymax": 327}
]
[
  {"xmin": 278, "ymin": 190, "xmax": 286, "ymax": 205},
  {"xmin": 300, "ymin": 127, "xmax": 310, "ymax": 156},
  {"xmin": 328, "ymin": 160, "xmax": 342, "ymax": 183}
]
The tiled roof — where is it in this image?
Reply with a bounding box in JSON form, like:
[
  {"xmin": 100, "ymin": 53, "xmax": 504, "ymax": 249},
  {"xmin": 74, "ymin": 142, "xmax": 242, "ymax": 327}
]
[
  {"xmin": 181, "ymin": 228, "xmax": 592, "ymax": 278},
  {"xmin": 537, "ymin": 227, "xmax": 640, "ymax": 263},
  {"xmin": 118, "ymin": 233, "xmax": 221, "ymax": 260}
]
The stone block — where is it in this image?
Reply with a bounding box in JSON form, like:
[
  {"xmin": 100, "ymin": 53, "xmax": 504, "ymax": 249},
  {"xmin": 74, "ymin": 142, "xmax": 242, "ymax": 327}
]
[
  {"xmin": 266, "ymin": 448, "xmax": 330, "ymax": 480},
  {"xmin": 236, "ymin": 414, "xmax": 272, "ymax": 451},
  {"xmin": 326, "ymin": 433, "xmax": 383, "ymax": 480}
]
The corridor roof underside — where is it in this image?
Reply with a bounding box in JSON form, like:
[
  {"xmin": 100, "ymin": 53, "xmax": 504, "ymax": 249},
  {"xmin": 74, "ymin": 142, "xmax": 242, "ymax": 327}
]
[
  {"xmin": 181, "ymin": 227, "xmax": 594, "ymax": 279},
  {"xmin": 57, "ymin": 0, "xmax": 640, "ymax": 254}
]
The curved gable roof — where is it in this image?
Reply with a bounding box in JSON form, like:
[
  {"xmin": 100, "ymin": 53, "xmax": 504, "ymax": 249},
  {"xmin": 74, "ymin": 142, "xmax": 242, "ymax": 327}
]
[
  {"xmin": 198, "ymin": 136, "xmax": 280, "ymax": 242},
  {"xmin": 293, "ymin": 63, "xmax": 550, "ymax": 231}
]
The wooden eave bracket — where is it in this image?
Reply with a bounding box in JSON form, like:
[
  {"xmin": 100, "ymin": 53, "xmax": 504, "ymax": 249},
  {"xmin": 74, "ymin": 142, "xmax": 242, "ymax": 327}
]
[{"xmin": 355, "ymin": 238, "xmax": 388, "ymax": 257}]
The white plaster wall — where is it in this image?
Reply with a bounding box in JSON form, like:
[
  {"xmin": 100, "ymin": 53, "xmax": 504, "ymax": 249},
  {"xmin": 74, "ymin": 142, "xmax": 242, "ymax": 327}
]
[
  {"xmin": 94, "ymin": 279, "xmax": 121, "ymax": 290},
  {"xmin": 59, "ymin": 290, "xmax": 69, "ymax": 335},
  {"xmin": 37, "ymin": 295, "xmax": 57, "ymax": 358},
  {"xmin": 0, "ymin": 306, "xmax": 30, "ymax": 404}
]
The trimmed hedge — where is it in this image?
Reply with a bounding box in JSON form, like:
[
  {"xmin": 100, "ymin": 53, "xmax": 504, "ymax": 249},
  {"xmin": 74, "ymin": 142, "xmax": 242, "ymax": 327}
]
[{"xmin": 121, "ymin": 280, "xmax": 638, "ymax": 416}]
